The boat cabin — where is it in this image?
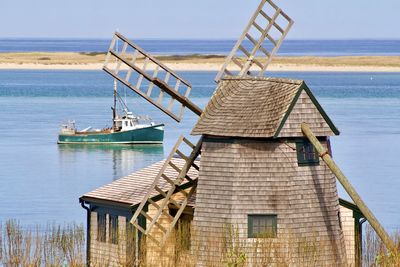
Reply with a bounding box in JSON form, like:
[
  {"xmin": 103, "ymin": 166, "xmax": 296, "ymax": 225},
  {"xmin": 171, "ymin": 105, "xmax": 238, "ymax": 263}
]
[
  {"xmin": 114, "ymin": 112, "xmax": 139, "ymax": 132},
  {"xmin": 114, "ymin": 112, "xmax": 156, "ymax": 132},
  {"xmin": 59, "ymin": 120, "xmax": 76, "ymax": 135}
]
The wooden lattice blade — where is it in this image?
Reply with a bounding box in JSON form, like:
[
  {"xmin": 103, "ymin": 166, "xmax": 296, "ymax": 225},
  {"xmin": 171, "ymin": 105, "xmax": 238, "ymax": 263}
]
[
  {"xmin": 103, "ymin": 32, "xmax": 202, "ymax": 122},
  {"xmin": 129, "ymin": 136, "xmax": 202, "ymax": 246},
  {"xmin": 215, "ymin": 0, "xmax": 294, "ymax": 82}
]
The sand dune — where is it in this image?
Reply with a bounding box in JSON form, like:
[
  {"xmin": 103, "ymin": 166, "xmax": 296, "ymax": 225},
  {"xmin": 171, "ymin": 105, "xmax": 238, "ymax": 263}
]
[{"xmin": 0, "ymin": 52, "xmax": 399, "ymax": 72}]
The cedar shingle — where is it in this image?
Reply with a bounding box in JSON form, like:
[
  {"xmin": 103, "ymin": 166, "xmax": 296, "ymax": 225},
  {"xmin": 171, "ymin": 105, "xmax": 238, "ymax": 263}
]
[
  {"xmin": 192, "ymin": 76, "xmax": 338, "ymax": 138},
  {"xmin": 192, "ymin": 77, "xmax": 302, "ymax": 137}
]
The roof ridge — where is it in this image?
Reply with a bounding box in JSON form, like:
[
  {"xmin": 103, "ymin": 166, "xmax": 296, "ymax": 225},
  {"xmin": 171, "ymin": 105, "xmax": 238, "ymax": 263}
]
[{"xmin": 221, "ymin": 76, "xmax": 303, "ymax": 85}]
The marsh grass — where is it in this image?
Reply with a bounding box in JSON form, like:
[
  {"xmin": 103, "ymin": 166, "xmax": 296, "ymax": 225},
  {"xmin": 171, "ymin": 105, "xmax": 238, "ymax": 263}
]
[{"xmin": 0, "ymin": 220, "xmax": 85, "ymax": 266}]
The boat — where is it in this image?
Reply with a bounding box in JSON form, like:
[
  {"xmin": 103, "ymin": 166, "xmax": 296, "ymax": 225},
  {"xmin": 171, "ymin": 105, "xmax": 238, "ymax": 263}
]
[{"xmin": 58, "ymin": 80, "xmax": 164, "ymax": 144}]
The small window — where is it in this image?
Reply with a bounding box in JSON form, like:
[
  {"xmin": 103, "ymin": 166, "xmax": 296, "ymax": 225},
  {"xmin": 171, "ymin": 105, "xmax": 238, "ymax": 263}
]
[
  {"xmin": 125, "ymin": 121, "xmax": 128, "ymax": 127},
  {"xmin": 296, "ymin": 140, "xmax": 319, "ymax": 166},
  {"xmin": 248, "ymin": 214, "xmax": 277, "ymax": 238},
  {"xmin": 109, "ymin": 215, "xmax": 119, "ymax": 244},
  {"xmin": 97, "ymin": 213, "xmax": 106, "ymax": 242}
]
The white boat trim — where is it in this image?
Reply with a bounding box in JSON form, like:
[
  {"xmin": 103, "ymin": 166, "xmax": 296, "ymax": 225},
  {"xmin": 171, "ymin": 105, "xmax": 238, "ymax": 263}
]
[{"xmin": 57, "ymin": 141, "xmax": 164, "ymax": 144}]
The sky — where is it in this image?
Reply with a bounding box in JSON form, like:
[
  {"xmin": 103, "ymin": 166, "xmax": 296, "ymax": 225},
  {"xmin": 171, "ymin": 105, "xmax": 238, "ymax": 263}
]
[{"xmin": 1, "ymin": 0, "xmax": 399, "ymax": 40}]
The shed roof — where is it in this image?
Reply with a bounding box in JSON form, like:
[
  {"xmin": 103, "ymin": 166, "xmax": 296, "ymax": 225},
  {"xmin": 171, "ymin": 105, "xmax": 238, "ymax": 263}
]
[
  {"xmin": 80, "ymin": 158, "xmax": 199, "ymax": 207},
  {"xmin": 191, "ymin": 76, "xmax": 339, "ymax": 138},
  {"xmin": 339, "ymin": 198, "xmax": 364, "ymax": 218}
]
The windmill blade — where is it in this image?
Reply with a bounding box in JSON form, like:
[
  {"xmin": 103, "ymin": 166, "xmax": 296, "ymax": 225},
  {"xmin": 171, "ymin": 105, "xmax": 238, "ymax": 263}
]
[
  {"xmin": 301, "ymin": 123, "xmax": 397, "ymax": 253},
  {"xmin": 103, "ymin": 32, "xmax": 202, "ymax": 122},
  {"xmin": 215, "ymin": 0, "xmax": 294, "ymax": 82},
  {"xmin": 130, "ymin": 136, "xmax": 202, "ymax": 246}
]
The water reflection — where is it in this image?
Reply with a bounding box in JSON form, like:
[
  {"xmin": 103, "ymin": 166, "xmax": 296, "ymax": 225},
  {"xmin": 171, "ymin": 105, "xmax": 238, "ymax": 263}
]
[{"xmin": 58, "ymin": 144, "xmax": 164, "ymax": 181}]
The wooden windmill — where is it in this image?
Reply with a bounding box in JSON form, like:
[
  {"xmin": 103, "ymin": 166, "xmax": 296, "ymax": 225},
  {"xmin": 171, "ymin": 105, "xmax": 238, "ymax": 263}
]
[{"xmin": 103, "ymin": 0, "xmax": 395, "ymax": 265}]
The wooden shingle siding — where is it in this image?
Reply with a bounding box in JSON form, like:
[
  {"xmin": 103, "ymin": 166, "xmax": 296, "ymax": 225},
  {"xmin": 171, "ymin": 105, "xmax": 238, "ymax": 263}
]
[
  {"xmin": 277, "ymin": 89, "xmax": 335, "ymax": 138},
  {"xmin": 193, "ymin": 140, "xmax": 347, "ymax": 266},
  {"xmin": 146, "ymin": 202, "xmax": 174, "ymax": 265},
  {"xmin": 89, "ymin": 212, "xmax": 127, "ymax": 266},
  {"xmin": 192, "ymin": 77, "xmax": 338, "ymax": 139},
  {"xmin": 340, "ymin": 205, "xmax": 356, "ymax": 266},
  {"xmin": 192, "ymin": 77, "xmax": 302, "ymax": 138}
]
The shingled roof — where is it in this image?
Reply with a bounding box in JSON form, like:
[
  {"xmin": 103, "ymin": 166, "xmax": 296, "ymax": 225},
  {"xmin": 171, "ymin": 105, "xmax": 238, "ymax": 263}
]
[
  {"xmin": 80, "ymin": 158, "xmax": 199, "ymax": 208},
  {"xmin": 191, "ymin": 76, "xmax": 339, "ymax": 138}
]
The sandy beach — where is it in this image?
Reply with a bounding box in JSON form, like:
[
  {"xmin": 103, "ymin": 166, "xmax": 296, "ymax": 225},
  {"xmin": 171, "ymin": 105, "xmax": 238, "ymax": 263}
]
[{"xmin": 0, "ymin": 52, "xmax": 400, "ymax": 72}]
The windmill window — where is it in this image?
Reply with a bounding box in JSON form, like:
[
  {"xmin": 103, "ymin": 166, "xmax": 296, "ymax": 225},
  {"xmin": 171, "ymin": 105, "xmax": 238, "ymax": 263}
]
[
  {"xmin": 248, "ymin": 214, "xmax": 277, "ymax": 238},
  {"xmin": 97, "ymin": 213, "xmax": 107, "ymax": 242},
  {"xmin": 296, "ymin": 140, "xmax": 319, "ymax": 166},
  {"xmin": 109, "ymin": 215, "xmax": 119, "ymax": 245}
]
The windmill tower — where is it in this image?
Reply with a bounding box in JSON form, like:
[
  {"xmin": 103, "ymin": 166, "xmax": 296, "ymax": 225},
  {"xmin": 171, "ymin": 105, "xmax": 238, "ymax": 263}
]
[{"xmin": 102, "ymin": 0, "xmax": 396, "ymax": 265}]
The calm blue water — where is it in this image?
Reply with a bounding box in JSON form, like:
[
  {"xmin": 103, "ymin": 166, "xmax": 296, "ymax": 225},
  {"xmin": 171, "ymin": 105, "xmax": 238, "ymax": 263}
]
[
  {"xmin": 1, "ymin": 39, "xmax": 400, "ymax": 56},
  {"xmin": 0, "ymin": 70, "xmax": 400, "ymax": 233}
]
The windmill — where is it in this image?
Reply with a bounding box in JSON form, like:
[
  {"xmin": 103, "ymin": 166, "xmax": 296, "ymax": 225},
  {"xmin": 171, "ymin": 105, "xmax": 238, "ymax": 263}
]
[{"xmin": 102, "ymin": 0, "xmax": 396, "ymax": 265}]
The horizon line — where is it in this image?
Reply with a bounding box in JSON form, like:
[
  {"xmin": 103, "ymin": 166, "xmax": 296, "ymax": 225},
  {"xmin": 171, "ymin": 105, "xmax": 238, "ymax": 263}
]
[{"xmin": 0, "ymin": 37, "xmax": 400, "ymax": 41}]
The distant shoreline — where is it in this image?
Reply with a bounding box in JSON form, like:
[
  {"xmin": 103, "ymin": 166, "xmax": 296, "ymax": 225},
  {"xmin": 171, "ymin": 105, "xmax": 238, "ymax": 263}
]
[{"xmin": 1, "ymin": 52, "xmax": 400, "ymax": 72}]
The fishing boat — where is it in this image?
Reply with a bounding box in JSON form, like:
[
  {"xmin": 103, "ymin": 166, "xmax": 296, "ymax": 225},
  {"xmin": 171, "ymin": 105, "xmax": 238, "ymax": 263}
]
[{"xmin": 57, "ymin": 81, "xmax": 164, "ymax": 144}]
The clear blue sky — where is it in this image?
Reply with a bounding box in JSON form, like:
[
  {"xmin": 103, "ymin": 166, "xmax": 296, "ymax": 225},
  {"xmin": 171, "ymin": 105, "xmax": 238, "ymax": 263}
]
[{"xmin": 1, "ymin": 0, "xmax": 399, "ymax": 39}]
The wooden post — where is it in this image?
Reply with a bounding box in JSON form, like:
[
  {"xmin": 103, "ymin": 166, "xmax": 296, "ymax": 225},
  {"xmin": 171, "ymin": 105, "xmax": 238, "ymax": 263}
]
[
  {"xmin": 301, "ymin": 122, "xmax": 397, "ymax": 253},
  {"xmin": 354, "ymin": 216, "xmax": 363, "ymax": 267}
]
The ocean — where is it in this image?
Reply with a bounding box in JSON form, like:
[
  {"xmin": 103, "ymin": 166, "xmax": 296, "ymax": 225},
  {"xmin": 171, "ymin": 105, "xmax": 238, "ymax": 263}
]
[
  {"xmin": 1, "ymin": 38, "xmax": 400, "ymax": 56},
  {"xmin": 0, "ymin": 69, "xmax": 400, "ymax": 233}
]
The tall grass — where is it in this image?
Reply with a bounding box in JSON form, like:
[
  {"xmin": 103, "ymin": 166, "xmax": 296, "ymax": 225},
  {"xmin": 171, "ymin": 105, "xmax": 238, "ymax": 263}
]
[
  {"xmin": 363, "ymin": 224, "xmax": 400, "ymax": 267},
  {"xmin": 140, "ymin": 223, "xmax": 400, "ymax": 267},
  {"xmin": 140, "ymin": 225, "xmax": 342, "ymax": 267},
  {"xmin": 1, "ymin": 219, "xmax": 400, "ymax": 266},
  {"xmin": 0, "ymin": 220, "xmax": 85, "ymax": 266}
]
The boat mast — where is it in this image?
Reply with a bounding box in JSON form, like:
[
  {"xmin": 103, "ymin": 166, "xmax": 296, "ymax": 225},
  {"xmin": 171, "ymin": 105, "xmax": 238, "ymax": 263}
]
[
  {"xmin": 113, "ymin": 78, "xmax": 117, "ymax": 129},
  {"xmin": 112, "ymin": 33, "xmax": 119, "ymax": 130}
]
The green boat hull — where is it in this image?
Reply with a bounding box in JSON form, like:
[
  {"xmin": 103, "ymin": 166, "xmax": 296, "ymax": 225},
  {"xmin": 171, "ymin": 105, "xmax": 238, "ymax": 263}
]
[{"xmin": 58, "ymin": 124, "xmax": 164, "ymax": 144}]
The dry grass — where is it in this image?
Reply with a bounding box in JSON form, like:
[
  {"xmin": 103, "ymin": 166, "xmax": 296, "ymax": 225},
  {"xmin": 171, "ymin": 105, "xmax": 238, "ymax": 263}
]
[
  {"xmin": 135, "ymin": 225, "xmax": 344, "ymax": 267},
  {"xmin": 127, "ymin": 223, "xmax": 400, "ymax": 267},
  {"xmin": 1, "ymin": 220, "xmax": 400, "ymax": 266},
  {"xmin": 363, "ymin": 224, "xmax": 400, "ymax": 267},
  {"xmin": 0, "ymin": 220, "xmax": 85, "ymax": 266}
]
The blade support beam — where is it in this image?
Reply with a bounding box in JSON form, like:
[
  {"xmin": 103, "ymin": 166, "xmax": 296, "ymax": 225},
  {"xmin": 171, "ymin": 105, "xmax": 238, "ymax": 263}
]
[
  {"xmin": 129, "ymin": 136, "xmax": 203, "ymax": 246},
  {"xmin": 301, "ymin": 123, "xmax": 397, "ymax": 253}
]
